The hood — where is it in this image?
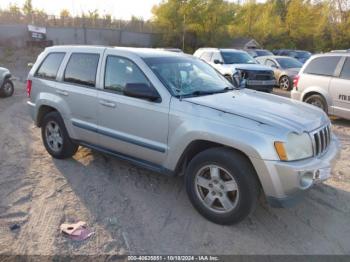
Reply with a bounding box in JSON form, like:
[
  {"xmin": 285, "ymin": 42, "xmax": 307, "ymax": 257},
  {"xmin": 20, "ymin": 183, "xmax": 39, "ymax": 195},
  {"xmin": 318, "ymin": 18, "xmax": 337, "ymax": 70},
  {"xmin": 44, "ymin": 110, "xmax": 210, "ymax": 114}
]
[
  {"xmin": 184, "ymin": 90, "xmax": 328, "ymax": 133},
  {"xmin": 221, "ymin": 63, "xmax": 273, "ymax": 72},
  {"xmin": 285, "ymin": 68, "xmax": 300, "ymax": 75}
]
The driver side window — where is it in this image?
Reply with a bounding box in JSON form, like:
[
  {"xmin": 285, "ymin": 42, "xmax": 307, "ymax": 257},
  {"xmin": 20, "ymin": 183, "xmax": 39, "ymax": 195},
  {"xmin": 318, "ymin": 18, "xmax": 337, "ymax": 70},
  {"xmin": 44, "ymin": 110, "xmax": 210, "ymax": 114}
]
[{"xmin": 104, "ymin": 56, "xmax": 150, "ymax": 94}]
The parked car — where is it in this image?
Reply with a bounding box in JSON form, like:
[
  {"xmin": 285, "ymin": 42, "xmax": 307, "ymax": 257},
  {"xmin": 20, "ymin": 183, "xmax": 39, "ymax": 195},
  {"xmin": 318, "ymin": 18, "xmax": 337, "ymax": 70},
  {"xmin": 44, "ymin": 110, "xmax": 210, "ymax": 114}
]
[
  {"xmin": 291, "ymin": 53, "xmax": 350, "ymax": 120},
  {"xmin": 0, "ymin": 67, "xmax": 14, "ymax": 97},
  {"xmin": 193, "ymin": 48, "xmax": 276, "ymax": 92},
  {"xmin": 27, "ymin": 46, "xmax": 340, "ymax": 225},
  {"xmin": 256, "ymin": 56, "xmax": 302, "ymax": 90},
  {"xmin": 246, "ymin": 49, "xmax": 274, "ymax": 58},
  {"xmin": 272, "ymin": 49, "xmax": 312, "ymax": 64},
  {"xmin": 157, "ymin": 48, "xmax": 183, "ymax": 53}
]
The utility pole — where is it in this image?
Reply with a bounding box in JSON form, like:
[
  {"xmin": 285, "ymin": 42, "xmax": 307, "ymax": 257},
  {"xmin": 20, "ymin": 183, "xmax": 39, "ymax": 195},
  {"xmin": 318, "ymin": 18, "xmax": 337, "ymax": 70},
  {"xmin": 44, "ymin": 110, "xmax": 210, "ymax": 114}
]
[{"xmin": 182, "ymin": 13, "xmax": 186, "ymax": 51}]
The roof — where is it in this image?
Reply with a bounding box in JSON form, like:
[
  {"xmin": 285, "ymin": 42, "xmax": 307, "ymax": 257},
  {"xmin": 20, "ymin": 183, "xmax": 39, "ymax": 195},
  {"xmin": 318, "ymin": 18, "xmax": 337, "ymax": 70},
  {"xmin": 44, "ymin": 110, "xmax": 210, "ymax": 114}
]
[
  {"xmin": 195, "ymin": 47, "xmax": 246, "ymax": 53},
  {"xmin": 45, "ymin": 45, "xmax": 190, "ymax": 58},
  {"xmin": 231, "ymin": 37, "xmax": 261, "ymax": 49}
]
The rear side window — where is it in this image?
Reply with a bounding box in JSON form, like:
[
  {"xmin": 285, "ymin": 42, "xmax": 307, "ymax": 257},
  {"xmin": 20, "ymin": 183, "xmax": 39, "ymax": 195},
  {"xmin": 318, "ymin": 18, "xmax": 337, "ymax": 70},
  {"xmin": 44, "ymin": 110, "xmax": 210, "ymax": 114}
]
[
  {"xmin": 304, "ymin": 56, "xmax": 341, "ymax": 76},
  {"xmin": 64, "ymin": 53, "xmax": 100, "ymax": 87},
  {"xmin": 340, "ymin": 58, "xmax": 350, "ymax": 80},
  {"xmin": 35, "ymin": 52, "xmax": 65, "ymax": 80},
  {"xmin": 200, "ymin": 52, "xmax": 213, "ymax": 62}
]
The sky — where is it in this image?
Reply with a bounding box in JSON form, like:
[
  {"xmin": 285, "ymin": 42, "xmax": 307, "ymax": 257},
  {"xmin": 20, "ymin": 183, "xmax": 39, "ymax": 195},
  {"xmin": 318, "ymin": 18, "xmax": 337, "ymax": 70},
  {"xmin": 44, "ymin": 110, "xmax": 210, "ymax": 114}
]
[
  {"xmin": 0, "ymin": 0, "xmax": 164, "ymax": 20},
  {"xmin": 0, "ymin": 0, "xmax": 259, "ymax": 20}
]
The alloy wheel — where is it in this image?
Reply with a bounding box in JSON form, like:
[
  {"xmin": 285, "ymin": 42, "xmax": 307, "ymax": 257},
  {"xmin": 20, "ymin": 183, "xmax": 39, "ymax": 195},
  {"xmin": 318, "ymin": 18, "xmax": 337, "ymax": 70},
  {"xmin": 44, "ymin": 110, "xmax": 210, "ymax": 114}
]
[{"xmin": 194, "ymin": 165, "xmax": 239, "ymax": 213}]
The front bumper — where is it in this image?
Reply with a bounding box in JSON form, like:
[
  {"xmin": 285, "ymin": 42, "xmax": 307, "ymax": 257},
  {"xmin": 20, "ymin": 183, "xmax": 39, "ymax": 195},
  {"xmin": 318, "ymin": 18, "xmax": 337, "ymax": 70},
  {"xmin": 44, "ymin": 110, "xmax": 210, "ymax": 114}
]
[{"xmin": 252, "ymin": 136, "xmax": 341, "ymax": 208}]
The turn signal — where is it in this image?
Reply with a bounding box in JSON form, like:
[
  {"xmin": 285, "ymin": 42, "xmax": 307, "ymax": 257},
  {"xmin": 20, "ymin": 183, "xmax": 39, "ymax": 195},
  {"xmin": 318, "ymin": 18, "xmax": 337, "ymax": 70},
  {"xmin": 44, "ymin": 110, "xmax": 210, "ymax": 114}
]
[{"xmin": 274, "ymin": 142, "xmax": 288, "ymax": 161}]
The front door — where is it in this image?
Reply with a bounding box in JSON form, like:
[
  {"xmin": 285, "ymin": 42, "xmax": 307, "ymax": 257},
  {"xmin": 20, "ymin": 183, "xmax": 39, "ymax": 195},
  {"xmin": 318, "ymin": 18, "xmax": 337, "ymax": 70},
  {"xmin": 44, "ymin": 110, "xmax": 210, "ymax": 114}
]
[{"xmin": 97, "ymin": 54, "xmax": 169, "ymax": 165}]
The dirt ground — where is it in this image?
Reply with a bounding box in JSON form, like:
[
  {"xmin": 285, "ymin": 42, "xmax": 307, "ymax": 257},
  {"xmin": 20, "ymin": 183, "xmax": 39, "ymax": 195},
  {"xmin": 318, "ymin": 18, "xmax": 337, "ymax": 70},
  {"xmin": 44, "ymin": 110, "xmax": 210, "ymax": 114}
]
[{"xmin": 0, "ymin": 81, "xmax": 350, "ymax": 256}]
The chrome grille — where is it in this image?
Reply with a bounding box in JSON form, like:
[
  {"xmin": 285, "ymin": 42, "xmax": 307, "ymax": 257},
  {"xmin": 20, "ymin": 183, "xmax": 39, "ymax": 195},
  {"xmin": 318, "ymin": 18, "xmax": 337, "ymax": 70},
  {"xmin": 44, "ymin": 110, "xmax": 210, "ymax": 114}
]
[{"xmin": 311, "ymin": 125, "xmax": 331, "ymax": 156}]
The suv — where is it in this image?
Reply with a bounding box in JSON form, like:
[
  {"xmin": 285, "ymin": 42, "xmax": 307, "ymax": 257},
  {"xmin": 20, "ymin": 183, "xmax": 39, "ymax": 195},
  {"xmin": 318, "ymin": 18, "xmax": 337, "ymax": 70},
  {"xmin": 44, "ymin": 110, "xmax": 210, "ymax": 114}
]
[
  {"xmin": 27, "ymin": 46, "xmax": 340, "ymax": 225},
  {"xmin": 291, "ymin": 53, "xmax": 350, "ymax": 120},
  {"xmin": 193, "ymin": 48, "xmax": 276, "ymax": 92}
]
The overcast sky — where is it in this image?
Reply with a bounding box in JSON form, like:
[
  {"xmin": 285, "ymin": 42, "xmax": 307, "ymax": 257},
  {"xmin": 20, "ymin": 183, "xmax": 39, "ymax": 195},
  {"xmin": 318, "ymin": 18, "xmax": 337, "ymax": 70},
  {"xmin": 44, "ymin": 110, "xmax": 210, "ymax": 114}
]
[{"xmin": 0, "ymin": 0, "xmax": 250, "ymax": 20}]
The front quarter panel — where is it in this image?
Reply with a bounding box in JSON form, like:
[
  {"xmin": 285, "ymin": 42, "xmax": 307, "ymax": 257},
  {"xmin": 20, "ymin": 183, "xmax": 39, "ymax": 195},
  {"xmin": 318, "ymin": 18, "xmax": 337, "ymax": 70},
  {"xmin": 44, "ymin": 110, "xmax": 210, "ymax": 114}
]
[{"xmin": 164, "ymin": 98, "xmax": 281, "ymax": 171}]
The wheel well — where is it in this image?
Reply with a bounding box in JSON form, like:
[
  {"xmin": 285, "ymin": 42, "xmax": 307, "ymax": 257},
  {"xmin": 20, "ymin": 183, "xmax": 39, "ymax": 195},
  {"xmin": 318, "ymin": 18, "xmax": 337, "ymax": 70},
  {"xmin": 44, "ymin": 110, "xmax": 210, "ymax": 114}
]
[
  {"xmin": 278, "ymin": 74, "xmax": 288, "ymax": 82},
  {"xmin": 4, "ymin": 74, "xmax": 11, "ymax": 80},
  {"xmin": 302, "ymin": 91, "xmax": 325, "ymax": 102},
  {"xmin": 175, "ymin": 140, "xmax": 252, "ymax": 174},
  {"xmin": 37, "ymin": 105, "xmax": 57, "ymax": 127}
]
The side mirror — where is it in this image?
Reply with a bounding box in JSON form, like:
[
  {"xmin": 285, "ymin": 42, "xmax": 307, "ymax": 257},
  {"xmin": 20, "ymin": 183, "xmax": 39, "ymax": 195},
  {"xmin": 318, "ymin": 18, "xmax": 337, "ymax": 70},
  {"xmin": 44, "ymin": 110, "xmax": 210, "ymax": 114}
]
[
  {"xmin": 213, "ymin": 59, "xmax": 222, "ymax": 64},
  {"xmin": 124, "ymin": 83, "xmax": 161, "ymax": 102},
  {"xmin": 27, "ymin": 63, "xmax": 34, "ymax": 69},
  {"xmin": 270, "ymin": 64, "xmax": 278, "ymax": 69}
]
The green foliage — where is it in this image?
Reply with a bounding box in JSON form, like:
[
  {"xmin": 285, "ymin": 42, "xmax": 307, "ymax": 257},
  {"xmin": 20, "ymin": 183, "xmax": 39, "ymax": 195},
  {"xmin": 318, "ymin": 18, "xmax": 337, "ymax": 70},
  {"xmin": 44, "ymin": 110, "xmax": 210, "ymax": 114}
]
[{"xmin": 152, "ymin": 0, "xmax": 350, "ymax": 52}]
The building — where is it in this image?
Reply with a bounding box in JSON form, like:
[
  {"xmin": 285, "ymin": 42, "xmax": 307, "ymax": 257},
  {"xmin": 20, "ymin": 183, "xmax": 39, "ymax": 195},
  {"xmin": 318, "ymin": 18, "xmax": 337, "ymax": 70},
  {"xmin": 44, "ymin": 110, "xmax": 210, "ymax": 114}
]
[{"xmin": 231, "ymin": 37, "xmax": 261, "ymax": 49}]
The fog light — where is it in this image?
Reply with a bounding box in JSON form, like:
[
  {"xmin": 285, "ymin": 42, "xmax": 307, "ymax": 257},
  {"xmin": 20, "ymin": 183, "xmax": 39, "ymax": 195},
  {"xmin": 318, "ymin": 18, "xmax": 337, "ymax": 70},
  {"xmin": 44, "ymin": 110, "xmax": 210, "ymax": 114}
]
[
  {"xmin": 300, "ymin": 171, "xmax": 313, "ymax": 188},
  {"xmin": 314, "ymin": 170, "xmax": 320, "ymax": 180}
]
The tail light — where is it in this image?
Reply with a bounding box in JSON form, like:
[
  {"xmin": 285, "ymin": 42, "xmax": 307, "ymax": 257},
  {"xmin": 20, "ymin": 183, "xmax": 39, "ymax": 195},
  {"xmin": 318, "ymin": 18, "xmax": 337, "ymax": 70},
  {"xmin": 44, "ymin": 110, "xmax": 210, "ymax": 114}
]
[
  {"xmin": 293, "ymin": 75, "xmax": 300, "ymax": 90},
  {"xmin": 26, "ymin": 80, "xmax": 32, "ymax": 97}
]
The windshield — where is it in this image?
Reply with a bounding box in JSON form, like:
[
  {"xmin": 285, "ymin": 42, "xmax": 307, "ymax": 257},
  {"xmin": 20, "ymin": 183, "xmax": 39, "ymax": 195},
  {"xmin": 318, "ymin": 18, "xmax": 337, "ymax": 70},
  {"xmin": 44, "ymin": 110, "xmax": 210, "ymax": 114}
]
[
  {"xmin": 276, "ymin": 58, "xmax": 302, "ymax": 69},
  {"xmin": 296, "ymin": 51, "xmax": 311, "ymax": 59},
  {"xmin": 143, "ymin": 56, "xmax": 234, "ymax": 97},
  {"xmin": 221, "ymin": 51, "xmax": 257, "ymax": 64}
]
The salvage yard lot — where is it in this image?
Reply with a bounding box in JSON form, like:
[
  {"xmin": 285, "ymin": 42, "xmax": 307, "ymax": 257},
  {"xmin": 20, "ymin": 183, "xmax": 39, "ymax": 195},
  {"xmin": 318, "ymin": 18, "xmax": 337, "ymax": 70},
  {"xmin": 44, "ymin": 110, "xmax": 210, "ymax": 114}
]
[{"xmin": 0, "ymin": 82, "xmax": 349, "ymax": 255}]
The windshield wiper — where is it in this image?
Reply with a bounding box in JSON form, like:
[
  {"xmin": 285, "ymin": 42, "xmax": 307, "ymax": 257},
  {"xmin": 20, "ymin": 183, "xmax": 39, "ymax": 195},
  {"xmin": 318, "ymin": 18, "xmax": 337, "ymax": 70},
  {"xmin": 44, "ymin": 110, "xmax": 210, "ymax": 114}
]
[{"xmin": 179, "ymin": 87, "xmax": 234, "ymax": 99}]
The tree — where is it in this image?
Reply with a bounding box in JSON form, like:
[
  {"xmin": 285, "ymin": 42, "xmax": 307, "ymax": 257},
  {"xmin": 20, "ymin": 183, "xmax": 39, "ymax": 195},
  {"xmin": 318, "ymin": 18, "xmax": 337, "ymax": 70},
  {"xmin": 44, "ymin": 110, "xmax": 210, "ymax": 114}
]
[{"xmin": 23, "ymin": 0, "xmax": 33, "ymax": 16}]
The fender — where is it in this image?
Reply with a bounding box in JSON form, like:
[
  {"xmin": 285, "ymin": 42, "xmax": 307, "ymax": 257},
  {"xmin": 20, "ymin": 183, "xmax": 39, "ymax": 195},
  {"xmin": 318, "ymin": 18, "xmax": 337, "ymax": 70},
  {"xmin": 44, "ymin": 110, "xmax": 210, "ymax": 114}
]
[{"xmin": 34, "ymin": 92, "xmax": 77, "ymax": 138}]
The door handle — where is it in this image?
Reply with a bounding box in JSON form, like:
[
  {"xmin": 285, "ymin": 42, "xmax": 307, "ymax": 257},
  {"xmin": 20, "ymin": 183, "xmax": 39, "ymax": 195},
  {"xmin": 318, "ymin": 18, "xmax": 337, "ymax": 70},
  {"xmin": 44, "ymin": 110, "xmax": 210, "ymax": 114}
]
[
  {"xmin": 99, "ymin": 100, "xmax": 116, "ymax": 108},
  {"xmin": 56, "ymin": 89, "xmax": 69, "ymax": 96}
]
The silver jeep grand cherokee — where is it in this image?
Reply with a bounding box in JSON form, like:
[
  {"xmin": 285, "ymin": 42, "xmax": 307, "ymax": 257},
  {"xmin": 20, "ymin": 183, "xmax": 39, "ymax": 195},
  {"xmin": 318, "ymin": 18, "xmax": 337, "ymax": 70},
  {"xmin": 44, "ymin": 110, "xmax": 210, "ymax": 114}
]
[{"xmin": 27, "ymin": 46, "xmax": 340, "ymax": 224}]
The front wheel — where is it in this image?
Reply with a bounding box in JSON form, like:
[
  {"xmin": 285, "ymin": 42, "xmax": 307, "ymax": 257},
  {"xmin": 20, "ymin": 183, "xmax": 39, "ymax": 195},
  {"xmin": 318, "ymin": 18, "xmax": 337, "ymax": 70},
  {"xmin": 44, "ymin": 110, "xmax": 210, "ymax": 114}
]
[
  {"xmin": 0, "ymin": 79, "xmax": 14, "ymax": 97},
  {"xmin": 185, "ymin": 148, "xmax": 260, "ymax": 225}
]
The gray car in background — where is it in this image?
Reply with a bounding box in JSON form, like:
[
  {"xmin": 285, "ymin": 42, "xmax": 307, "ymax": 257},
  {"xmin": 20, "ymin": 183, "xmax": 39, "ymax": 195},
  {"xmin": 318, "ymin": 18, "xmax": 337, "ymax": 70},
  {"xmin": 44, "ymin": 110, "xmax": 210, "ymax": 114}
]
[
  {"xmin": 0, "ymin": 67, "xmax": 14, "ymax": 97},
  {"xmin": 256, "ymin": 56, "xmax": 302, "ymax": 90},
  {"xmin": 291, "ymin": 53, "xmax": 350, "ymax": 120}
]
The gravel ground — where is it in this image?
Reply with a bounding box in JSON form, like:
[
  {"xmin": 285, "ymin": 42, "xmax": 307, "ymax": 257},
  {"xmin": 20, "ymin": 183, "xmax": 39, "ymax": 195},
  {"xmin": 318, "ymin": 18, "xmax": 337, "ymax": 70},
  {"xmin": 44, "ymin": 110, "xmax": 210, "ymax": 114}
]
[{"xmin": 0, "ymin": 82, "xmax": 349, "ymax": 256}]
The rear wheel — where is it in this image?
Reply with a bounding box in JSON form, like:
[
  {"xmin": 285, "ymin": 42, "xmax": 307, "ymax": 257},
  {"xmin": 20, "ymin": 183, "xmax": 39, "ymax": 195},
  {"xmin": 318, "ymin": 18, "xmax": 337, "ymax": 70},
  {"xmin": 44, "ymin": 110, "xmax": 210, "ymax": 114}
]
[
  {"xmin": 185, "ymin": 148, "xmax": 259, "ymax": 225},
  {"xmin": 0, "ymin": 79, "xmax": 14, "ymax": 97},
  {"xmin": 304, "ymin": 94, "xmax": 328, "ymax": 113},
  {"xmin": 41, "ymin": 111, "xmax": 78, "ymax": 159}
]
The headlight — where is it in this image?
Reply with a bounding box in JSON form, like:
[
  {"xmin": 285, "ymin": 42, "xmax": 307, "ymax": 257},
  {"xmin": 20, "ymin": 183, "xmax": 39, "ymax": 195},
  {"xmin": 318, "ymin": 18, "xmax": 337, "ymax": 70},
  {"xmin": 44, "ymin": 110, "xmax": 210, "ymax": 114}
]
[{"xmin": 274, "ymin": 132, "xmax": 313, "ymax": 161}]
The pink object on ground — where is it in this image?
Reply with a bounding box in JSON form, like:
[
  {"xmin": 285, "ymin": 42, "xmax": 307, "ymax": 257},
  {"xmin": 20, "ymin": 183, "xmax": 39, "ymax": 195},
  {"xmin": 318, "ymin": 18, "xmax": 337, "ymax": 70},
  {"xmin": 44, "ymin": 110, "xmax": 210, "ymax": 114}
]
[{"xmin": 60, "ymin": 221, "xmax": 94, "ymax": 241}]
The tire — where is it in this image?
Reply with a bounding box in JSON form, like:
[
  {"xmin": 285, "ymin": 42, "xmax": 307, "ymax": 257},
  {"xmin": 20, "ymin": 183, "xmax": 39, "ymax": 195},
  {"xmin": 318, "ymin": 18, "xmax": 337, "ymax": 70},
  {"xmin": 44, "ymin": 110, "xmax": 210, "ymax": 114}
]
[
  {"xmin": 185, "ymin": 147, "xmax": 260, "ymax": 225},
  {"xmin": 0, "ymin": 79, "xmax": 14, "ymax": 97},
  {"xmin": 304, "ymin": 94, "xmax": 328, "ymax": 113},
  {"xmin": 41, "ymin": 111, "xmax": 79, "ymax": 159},
  {"xmin": 279, "ymin": 75, "xmax": 291, "ymax": 91}
]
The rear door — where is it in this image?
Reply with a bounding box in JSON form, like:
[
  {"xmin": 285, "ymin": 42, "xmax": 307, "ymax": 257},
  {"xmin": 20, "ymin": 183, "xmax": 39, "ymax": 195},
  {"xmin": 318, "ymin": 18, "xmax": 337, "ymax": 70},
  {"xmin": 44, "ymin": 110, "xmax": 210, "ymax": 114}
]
[
  {"xmin": 301, "ymin": 56, "xmax": 342, "ymax": 114},
  {"xmin": 329, "ymin": 57, "xmax": 350, "ymax": 118},
  {"xmin": 56, "ymin": 50, "xmax": 103, "ymax": 143},
  {"xmin": 96, "ymin": 51, "xmax": 169, "ymax": 165}
]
